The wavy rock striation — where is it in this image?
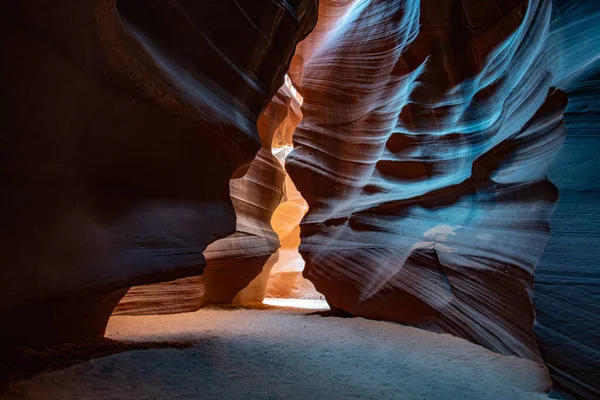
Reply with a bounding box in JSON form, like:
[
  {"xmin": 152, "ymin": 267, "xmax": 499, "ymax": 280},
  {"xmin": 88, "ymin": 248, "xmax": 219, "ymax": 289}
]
[
  {"xmin": 265, "ymin": 146, "xmax": 323, "ymax": 300},
  {"xmin": 533, "ymin": 2, "xmax": 600, "ymax": 399},
  {"xmin": 0, "ymin": 0, "xmax": 317, "ymax": 345},
  {"xmin": 287, "ymin": 0, "xmax": 599, "ymax": 397},
  {"xmin": 289, "ymin": 0, "xmax": 357, "ymax": 89},
  {"xmin": 115, "ymin": 77, "xmax": 305, "ymax": 314}
]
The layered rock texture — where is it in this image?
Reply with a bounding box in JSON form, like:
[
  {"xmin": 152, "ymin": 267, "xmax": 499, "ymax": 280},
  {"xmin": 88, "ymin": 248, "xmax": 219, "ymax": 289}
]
[
  {"xmin": 264, "ymin": 145, "xmax": 322, "ymax": 299},
  {"xmin": 533, "ymin": 2, "xmax": 600, "ymax": 398},
  {"xmin": 286, "ymin": 0, "xmax": 600, "ymax": 398},
  {"xmin": 115, "ymin": 79, "xmax": 304, "ymax": 314},
  {"xmin": 2, "ymin": 0, "xmax": 599, "ymax": 398},
  {"xmin": 0, "ymin": 0, "xmax": 317, "ymax": 345},
  {"xmin": 289, "ymin": 0, "xmax": 357, "ymax": 88},
  {"xmin": 115, "ymin": 73, "xmax": 320, "ymax": 313}
]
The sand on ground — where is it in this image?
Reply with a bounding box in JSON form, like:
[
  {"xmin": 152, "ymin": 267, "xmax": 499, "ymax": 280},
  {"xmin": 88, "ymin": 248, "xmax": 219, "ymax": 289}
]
[{"xmin": 2, "ymin": 305, "xmax": 551, "ymax": 400}]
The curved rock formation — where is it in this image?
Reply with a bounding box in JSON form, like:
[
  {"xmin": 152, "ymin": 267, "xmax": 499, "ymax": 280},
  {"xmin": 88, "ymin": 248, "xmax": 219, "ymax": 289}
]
[
  {"xmin": 287, "ymin": 0, "xmax": 599, "ymax": 397},
  {"xmin": 265, "ymin": 146, "xmax": 322, "ymax": 299},
  {"xmin": 2, "ymin": 1, "xmax": 598, "ymax": 397},
  {"xmin": 533, "ymin": 2, "xmax": 600, "ymax": 398},
  {"xmin": 202, "ymin": 75, "xmax": 311, "ymax": 305},
  {"xmin": 115, "ymin": 76, "xmax": 305, "ymax": 314},
  {"xmin": 289, "ymin": 0, "xmax": 357, "ymax": 88},
  {"xmin": 0, "ymin": 0, "xmax": 317, "ymax": 345},
  {"xmin": 115, "ymin": 148, "xmax": 286, "ymax": 314}
]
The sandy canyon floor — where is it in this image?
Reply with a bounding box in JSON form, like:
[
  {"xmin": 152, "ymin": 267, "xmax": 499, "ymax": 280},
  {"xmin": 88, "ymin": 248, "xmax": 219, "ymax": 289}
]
[{"xmin": 2, "ymin": 304, "xmax": 551, "ymax": 399}]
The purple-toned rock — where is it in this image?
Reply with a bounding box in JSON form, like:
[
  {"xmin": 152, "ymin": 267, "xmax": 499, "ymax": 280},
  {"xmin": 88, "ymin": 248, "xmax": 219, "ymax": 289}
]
[{"xmin": 0, "ymin": 0, "xmax": 317, "ymax": 345}]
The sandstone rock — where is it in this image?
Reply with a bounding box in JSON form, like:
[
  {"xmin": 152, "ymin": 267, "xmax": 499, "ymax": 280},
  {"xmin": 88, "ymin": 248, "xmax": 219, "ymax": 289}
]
[
  {"xmin": 0, "ymin": 0, "xmax": 317, "ymax": 346},
  {"xmin": 288, "ymin": 0, "xmax": 562, "ymax": 377},
  {"xmin": 266, "ymin": 149, "xmax": 321, "ymax": 299},
  {"xmin": 115, "ymin": 76, "xmax": 306, "ymax": 314},
  {"xmin": 533, "ymin": 2, "xmax": 600, "ymax": 398},
  {"xmin": 289, "ymin": 0, "xmax": 358, "ymax": 89},
  {"xmin": 287, "ymin": 1, "xmax": 600, "ymax": 398},
  {"xmin": 195, "ymin": 146, "xmax": 286, "ymax": 306}
]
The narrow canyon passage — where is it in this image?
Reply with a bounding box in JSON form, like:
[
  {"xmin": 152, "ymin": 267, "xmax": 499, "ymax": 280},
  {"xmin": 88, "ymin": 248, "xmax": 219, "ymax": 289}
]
[
  {"xmin": 2, "ymin": 306, "xmax": 550, "ymax": 400},
  {"xmin": 261, "ymin": 158, "xmax": 330, "ymax": 309},
  {"xmin": 1, "ymin": 1, "xmax": 599, "ymax": 399},
  {"xmin": 263, "ymin": 144, "xmax": 323, "ymax": 303},
  {"xmin": 236, "ymin": 75, "xmax": 329, "ymax": 310}
]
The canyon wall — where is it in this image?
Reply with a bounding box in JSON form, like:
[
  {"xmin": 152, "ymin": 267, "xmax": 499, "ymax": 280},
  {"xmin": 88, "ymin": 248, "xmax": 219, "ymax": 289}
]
[
  {"xmin": 1, "ymin": 1, "xmax": 598, "ymax": 397},
  {"xmin": 289, "ymin": 0, "xmax": 357, "ymax": 89},
  {"xmin": 114, "ymin": 81, "xmax": 302, "ymax": 314},
  {"xmin": 0, "ymin": 0, "xmax": 317, "ymax": 346},
  {"xmin": 286, "ymin": 0, "xmax": 599, "ymax": 398},
  {"xmin": 533, "ymin": 2, "xmax": 600, "ymax": 398}
]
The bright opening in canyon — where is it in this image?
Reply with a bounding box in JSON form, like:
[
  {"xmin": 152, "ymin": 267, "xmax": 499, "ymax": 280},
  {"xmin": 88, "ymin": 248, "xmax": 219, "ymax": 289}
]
[
  {"xmin": 261, "ymin": 76, "xmax": 329, "ymax": 311},
  {"xmin": 262, "ymin": 143, "xmax": 329, "ymax": 310}
]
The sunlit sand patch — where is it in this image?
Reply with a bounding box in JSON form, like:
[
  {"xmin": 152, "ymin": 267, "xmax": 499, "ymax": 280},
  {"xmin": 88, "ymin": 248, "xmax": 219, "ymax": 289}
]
[{"xmin": 262, "ymin": 297, "xmax": 330, "ymax": 310}]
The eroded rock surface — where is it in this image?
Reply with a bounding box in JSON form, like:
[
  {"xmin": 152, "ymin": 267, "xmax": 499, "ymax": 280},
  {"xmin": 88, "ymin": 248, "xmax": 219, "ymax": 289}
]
[
  {"xmin": 289, "ymin": 0, "xmax": 357, "ymax": 89},
  {"xmin": 115, "ymin": 77, "xmax": 306, "ymax": 314},
  {"xmin": 0, "ymin": 0, "xmax": 317, "ymax": 345},
  {"xmin": 286, "ymin": 1, "xmax": 599, "ymax": 398},
  {"xmin": 265, "ymin": 146, "xmax": 321, "ymax": 299},
  {"xmin": 533, "ymin": 2, "xmax": 600, "ymax": 398}
]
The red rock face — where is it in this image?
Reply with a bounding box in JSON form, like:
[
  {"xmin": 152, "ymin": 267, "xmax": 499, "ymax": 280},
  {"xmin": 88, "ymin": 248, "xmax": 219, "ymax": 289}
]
[
  {"xmin": 289, "ymin": 0, "xmax": 358, "ymax": 88},
  {"xmin": 114, "ymin": 78, "xmax": 304, "ymax": 314},
  {"xmin": 287, "ymin": 1, "xmax": 600, "ymax": 398},
  {"xmin": 0, "ymin": 0, "xmax": 317, "ymax": 345},
  {"xmin": 288, "ymin": 0, "xmax": 564, "ymax": 361},
  {"xmin": 113, "ymin": 146, "xmax": 287, "ymax": 314}
]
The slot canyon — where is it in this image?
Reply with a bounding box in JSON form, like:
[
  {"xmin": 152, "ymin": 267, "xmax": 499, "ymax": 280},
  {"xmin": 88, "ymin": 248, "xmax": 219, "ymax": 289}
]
[{"xmin": 0, "ymin": 1, "xmax": 599, "ymax": 399}]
